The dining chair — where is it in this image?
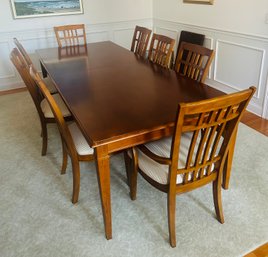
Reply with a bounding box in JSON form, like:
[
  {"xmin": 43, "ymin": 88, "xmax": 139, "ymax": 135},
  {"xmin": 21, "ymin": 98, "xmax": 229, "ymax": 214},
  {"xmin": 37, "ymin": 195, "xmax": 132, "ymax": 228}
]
[
  {"xmin": 125, "ymin": 86, "xmax": 256, "ymax": 247},
  {"xmin": 54, "ymin": 24, "xmax": 87, "ymax": 47},
  {"xmin": 30, "ymin": 66, "xmax": 95, "ymax": 204},
  {"xmin": 10, "ymin": 48, "xmax": 72, "ymax": 156},
  {"xmin": 174, "ymin": 30, "xmax": 205, "ymax": 66},
  {"xmin": 174, "ymin": 42, "xmax": 214, "ymax": 83},
  {"xmin": 13, "ymin": 38, "xmax": 58, "ymax": 94},
  {"xmin": 131, "ymin": 26, "xmax": 152, "ymax": 58},
  {"xmin": 148, "ymin": 33, "xmax": 175, "ymax": 68}
]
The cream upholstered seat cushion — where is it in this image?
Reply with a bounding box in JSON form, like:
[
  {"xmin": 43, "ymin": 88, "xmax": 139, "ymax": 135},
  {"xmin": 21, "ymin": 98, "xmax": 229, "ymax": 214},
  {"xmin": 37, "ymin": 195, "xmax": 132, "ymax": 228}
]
[
  {"xmin": 43, "ymin": 76, "xmax": 58, "ymax": 94},
  {"xmin": 40, "ymin": 93, "xmax": 71, "ymax": 118},
  {"xmin": 68, "ymin": 122, "xmax": 94, "ymax": 156},
  {"xmin": 37, "ymin": 71, "xmax": 58, "ymax": 94},
  {"xmin": 135, "ymin": 133, "xmax": 219, "ymax": 185}
]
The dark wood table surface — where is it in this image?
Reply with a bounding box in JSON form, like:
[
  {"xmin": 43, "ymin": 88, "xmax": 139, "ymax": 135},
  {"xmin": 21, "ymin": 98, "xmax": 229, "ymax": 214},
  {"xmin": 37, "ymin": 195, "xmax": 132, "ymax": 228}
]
[{"xmin": 37, "ymin": 41, "xmax": 225, "ymax": 240}]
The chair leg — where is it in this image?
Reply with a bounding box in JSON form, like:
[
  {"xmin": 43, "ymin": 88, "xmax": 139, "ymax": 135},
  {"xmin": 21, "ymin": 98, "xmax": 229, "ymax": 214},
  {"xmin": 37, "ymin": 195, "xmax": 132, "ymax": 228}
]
[
  {"xmin": 71, "ymin": 157, "xmax": 80, "ymax": 204},
  {"xmin": 167, "ymin": 192, "xmax": 176, "ymax": 247},
  {"xmin": 41, "ymin": 122, "xmax": 48, "ymax": 156},
  {"xmin": 61, "ymin": 140, "xmax": 68, "ymax": 174},
  {"xmin": 123, "ymin": 151, "xmax": 131, "ymax": 186},
  {"xmin": 213, "ymin": 179, "xmax": 224, "ymax": 224},
  {"xmin": 129, "ymin": 148, "xmax": 138, "ymax": 201},
  {"xmin": 222, "ymin": 126, "xmax": 238, "ymax": 190}
]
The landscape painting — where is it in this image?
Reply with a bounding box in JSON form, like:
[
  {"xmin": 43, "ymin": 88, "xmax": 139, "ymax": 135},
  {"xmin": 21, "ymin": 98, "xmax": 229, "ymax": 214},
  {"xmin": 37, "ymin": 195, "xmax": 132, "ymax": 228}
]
[
  {"xmin": 183, "ymin": 0, "xmax": 214, "ymax": 4},
  {"xmin": 10, "ymin": 0, "xmax": 83, "ymax": 19}
]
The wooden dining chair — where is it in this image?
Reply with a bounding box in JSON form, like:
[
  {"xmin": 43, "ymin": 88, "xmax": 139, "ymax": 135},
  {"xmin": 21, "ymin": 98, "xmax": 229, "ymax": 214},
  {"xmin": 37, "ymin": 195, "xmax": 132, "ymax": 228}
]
[
  {"xmin": 13, "ymin": 38, "xmax": 58, "ymax": 94},
  {"xmin": 30, "ymin": 66, "xmax": 95, "ymax": 204},
  {"xmin": 131, "ymin": 26, "xmax": 152, "ymax": 58},
  {"xmin": 10, "ymin": 48, "xmax": 72, "ymax": 156},
  {"xmin": 125, "ymin": 87, "xmax": 256, "ymax": 247},
  {"xmin": 174, "ymin": 42, "xmax": 215, "ymax": 83},
  {"xmin": 148, "ymin": 33, "xmax": 175, "ymax": 68},
  {"xmin": 174, "ymin": 30, "xmax": 205, "ymax": 66},
  {"xmin": 54, "ymin": 24, "xmax": 87, "ymax": 47}
]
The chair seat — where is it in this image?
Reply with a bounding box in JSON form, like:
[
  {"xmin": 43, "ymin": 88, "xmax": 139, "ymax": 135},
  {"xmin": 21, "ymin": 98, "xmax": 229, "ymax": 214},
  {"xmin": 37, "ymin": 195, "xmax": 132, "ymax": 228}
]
[
  {"xmin": 43, "ymin": 76, "xmax": 58, "ymax": 94},
  {"xmin": 135, "ymin": 133, "xmax": 219, "ymax": 185},
  {"xmin": 68, "ymin": 122, "xmax": 94, "ymax": 156},
  {"xmin": 41, "ymin": 93, "xmax": 71, "ymax": 118}
]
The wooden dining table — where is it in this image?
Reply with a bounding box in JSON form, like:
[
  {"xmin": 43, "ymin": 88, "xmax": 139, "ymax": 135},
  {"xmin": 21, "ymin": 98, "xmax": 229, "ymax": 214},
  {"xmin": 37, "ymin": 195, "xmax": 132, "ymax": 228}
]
[{"xmin": 36, "ymin": 41, "xmax": 227, "ymax": 240}]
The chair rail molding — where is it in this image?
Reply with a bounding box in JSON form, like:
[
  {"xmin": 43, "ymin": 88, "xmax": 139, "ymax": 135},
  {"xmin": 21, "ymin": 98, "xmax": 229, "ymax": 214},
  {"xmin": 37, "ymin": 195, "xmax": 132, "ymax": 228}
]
[{"xmin": 153, "ymin": 18, "xmax": 268, "ymax": 118}]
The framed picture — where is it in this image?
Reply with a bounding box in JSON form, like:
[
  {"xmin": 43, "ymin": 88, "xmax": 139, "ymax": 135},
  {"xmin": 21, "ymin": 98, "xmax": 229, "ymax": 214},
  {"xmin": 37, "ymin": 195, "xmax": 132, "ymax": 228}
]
[
  {"xmin": 183, "ymin": 0, "xmax": 214, "ymax": 4},
  {"xmin": 10, "ymin": 0, "xmax": 84, "ymax": 19}
]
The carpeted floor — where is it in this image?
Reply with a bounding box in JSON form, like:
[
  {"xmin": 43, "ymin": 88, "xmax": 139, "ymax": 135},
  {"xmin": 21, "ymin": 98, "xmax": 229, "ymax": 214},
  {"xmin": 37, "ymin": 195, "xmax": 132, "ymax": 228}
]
[{"xmin": 0, "ymin": 91, "xmax": 268, "ymax": 257}]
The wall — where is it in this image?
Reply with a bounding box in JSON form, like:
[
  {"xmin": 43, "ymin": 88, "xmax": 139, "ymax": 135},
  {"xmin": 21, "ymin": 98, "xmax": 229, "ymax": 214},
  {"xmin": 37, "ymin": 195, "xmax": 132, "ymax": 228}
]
[
  {"xmin": 153, "ymin": 0, "xmax": 268, "ymax": 37},
  {"xmin": 153, "ymin": 0, "xmax": 268, "ymax": 118},
  {"xmin": 0, "ymin": 0, "xmax": 152, "ymax": 90}
]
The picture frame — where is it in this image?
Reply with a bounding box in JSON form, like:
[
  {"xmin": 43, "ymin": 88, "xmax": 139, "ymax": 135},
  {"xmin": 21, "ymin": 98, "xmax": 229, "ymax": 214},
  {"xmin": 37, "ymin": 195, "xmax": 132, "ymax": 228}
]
[
  {"xmin": 183, "ymin": 0, "xmax": 214, "ymax": 4},
  {"xmin": 10, "ymin": 0, "xmax": 84, "ymax": 19}
]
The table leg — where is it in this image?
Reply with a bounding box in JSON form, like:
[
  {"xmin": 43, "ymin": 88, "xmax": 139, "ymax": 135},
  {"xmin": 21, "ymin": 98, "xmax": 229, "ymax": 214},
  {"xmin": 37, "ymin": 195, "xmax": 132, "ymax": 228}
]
[
  {"xmin": 222, "ymin": 126, "xmax": 238, "ymax": 189},
  {"xmin": 40, "ymin": 61, "xmax": 48, "ymax": 78},
  {"xmin": 95, "ymin": 146, "xmax": 112, "ymax": 239}
]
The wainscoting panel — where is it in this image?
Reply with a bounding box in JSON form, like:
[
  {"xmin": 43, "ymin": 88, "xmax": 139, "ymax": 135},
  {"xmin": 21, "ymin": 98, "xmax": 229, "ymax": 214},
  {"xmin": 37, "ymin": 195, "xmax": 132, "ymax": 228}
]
[
  {"xmin": 87, "ymin": 31, "xmax": 110, "ymax": 43},
  {"xmin": 154, "ymin": 19, "xmax": 268, "ymax": 118},
  {"xmin": 0, "ymin": 41, "xmax": 15, "ymax": 79},
  {"xmin": 113, "ymin": 28, "xmax": 134, "ymax": 50},
  {"xmin": 214, "ymin": 40, "xmax": 264, "ymax": 99}
]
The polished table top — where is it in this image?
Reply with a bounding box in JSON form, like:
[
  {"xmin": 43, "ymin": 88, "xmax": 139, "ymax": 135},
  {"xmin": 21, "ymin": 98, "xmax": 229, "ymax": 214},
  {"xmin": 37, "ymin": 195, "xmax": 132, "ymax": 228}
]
[{"xmin": 37, "ymin": 41, "xmax": 224, "ymax": 150}]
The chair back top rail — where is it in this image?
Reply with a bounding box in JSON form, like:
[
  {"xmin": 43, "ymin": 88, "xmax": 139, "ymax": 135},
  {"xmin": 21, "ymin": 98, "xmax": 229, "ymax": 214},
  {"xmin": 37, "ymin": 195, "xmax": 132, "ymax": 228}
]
[
  {"xmin": 174, "ymin": 42, "xmax": 215, "ymax": 83},
  {"xmin": 148, "ymin": 33, "xmax": 175, "ymax": 68},
  {"xmin": 131, "ymin": 26, "xmax": 152, "ymax": 58},
  {"xmin": 10, "ymin": 48, "xmax": 44, "ymax": 116},
  {"xmin": 13, "ymin": 38, "xmax": 33, "ymax": 67},
  {"xmin": 54, "ymin": 24, "xmax": 87, "ymax": 47}
]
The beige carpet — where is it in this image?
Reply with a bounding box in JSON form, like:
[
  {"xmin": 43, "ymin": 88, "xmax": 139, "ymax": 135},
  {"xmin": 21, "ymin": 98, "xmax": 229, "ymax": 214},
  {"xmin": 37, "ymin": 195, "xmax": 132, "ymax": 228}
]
[{"xmin": 0, "ymin": 91, "xmax": 268, "ymax": 257}]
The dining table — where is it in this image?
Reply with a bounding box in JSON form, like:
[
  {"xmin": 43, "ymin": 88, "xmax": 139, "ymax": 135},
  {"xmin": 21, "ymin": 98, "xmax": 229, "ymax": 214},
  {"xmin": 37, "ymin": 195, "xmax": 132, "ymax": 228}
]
[{"xmin": 36, "ymin": 41, "xmax": 229, "ymax": 240}]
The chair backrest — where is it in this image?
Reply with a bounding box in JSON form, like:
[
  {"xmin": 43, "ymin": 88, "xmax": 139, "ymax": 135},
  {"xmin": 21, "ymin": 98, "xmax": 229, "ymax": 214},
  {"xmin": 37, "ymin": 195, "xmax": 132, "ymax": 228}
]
[
  {"xmin": 174, "ymin": 30, "xmax": 205, "ymax": 65},
  {"xmin": 54, "ymin": 24, "xmax": 87, "ymax": 47},
  {"xmin": 174, "ymin": 42, "xmax": 214, "ymax": 83},
  {"xmin": 13, "ymin": 37, "xmax": 33, "ymax": 67},
  {"xmin": 10, "ymin": 48, "xmax": 44, "ymax": 118},
  {"xmin": 131, "ymin": 26, "xmax": 152, "ymax": 58},
  {"xmin": 148, "ymin": 33, "xmax": 175, "ymax": 68},
  {"xmin": 170, "ymin": 87, "xmax": 256, "ymax": 193},
  {"xmin": 30, "ymin": 66, "xmax": 77, "ymax": 157}
]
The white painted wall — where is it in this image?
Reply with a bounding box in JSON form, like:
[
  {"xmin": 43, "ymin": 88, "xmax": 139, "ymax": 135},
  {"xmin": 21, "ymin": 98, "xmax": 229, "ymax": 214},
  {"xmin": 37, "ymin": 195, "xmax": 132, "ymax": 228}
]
[{"xmin": 153, "ymin": 0, "xmax": 268, "ymax": 37}]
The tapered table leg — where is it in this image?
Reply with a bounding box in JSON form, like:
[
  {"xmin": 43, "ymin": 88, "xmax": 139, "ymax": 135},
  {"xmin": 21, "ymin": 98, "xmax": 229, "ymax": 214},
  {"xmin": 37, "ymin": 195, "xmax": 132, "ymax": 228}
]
[{"xmin": 95, "ymin": 146, "xmax": 112, "ymax": 239}]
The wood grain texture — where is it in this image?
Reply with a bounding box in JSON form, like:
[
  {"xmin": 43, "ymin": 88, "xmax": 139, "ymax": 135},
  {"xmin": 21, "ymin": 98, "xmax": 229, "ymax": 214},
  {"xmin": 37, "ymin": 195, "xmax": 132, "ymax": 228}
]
[
  {"xmin": 241, "ymin": 111, "xmax": 268, "ymax": 137},
  {"xmin": 54, "ymin": 24, "xmax": 87, "ymax": 47},
  {"xmin": 244, "ymin": 243, "xmax": 268, "ymax": 257},
  {"xmin": 0, "ymin": 87, "xmax": 26, "ymax": 96},
  {"xmin": 131, "ymin": 25, "xmax": 152, "ymax": 58}
]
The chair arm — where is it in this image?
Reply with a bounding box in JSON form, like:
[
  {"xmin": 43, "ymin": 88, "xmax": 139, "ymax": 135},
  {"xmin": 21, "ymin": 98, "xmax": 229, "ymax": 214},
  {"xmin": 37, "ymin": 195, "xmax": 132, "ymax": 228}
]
[{"xmin": 138, "ymin": 145, "xmax": 172, "ymax": 165}]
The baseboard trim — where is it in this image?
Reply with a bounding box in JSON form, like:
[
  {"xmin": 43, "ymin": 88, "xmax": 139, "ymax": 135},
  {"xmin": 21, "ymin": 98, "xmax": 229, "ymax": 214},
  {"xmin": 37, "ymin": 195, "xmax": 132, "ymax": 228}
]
[{"xmin": 0, "ymin": 87, "xmax": 27, "ymax": 96}]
